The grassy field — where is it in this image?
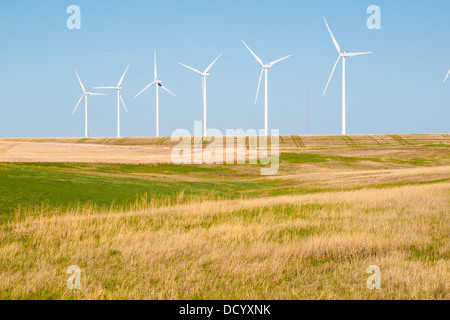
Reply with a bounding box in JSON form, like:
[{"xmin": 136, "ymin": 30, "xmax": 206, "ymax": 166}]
[{"xmin": 0, "ymin": 135, "xmax": 448, "ymax": 299}]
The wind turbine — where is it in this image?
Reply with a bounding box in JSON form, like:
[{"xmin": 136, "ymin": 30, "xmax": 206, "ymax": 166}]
[
  {"xmin": 134, "ymin": 51, "xmax": 176, "ymax": 137},
  {"xmin": 322, "ymin": 17, "xmax": 373, "ymax": 135},
  {"xmin": 95, "ymin": 65, "xmax": 130, "ymax": 138},
  {"xmin": 444, "ymin": 69, "xmax": 450, "ymax": 84},
  {"xmin": 72, "ymin": 71, "xmax": 105, "ymax": 138},
  {"xmin": 179, "ymin": 53, "xmax": 222, "ymax": 137},
  {"xmin": 242, "ymin": 40, "xmax": 292, "ymax": 136}
]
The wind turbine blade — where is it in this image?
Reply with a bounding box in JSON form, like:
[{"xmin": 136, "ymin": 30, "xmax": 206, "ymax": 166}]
[
  {"xmin": 160, "ymin": 85, "xmax": 176, "ymax": 97},
  {"xmin": 75, "ymin": 71, "xmax": 86, "ymax": 93},
  {"xmin": 346, "ymin": 52, "xmax": 373, "ymax": 57},
  {"xmin": 270, "ymin": 54, "xmax": 293, "ymax": 66},
  {"xmin": 204, "ymin": 53, "xmax": 223, "ymax": 74},
  {"xmin": 117, "ymin": 64, "xmax": 130, "ymax": 87},
  {"xmin": 255, "ymin": 68, "xmax": 264, "ymax": 105},
  {"xmin": 154, "ymin": 51, "xmax": 158, "ymax": 81},
  {"xmin": 242, "ymin": 40, "xmax": 264, "ymax": 67},
  {"xmin": 323, "ymin": 17, "xmax": 341, "ymax": 54},
  {"xmin": 94, "ymin": 86, "xmax": 117, "ymax": 89},
  {"xmin": 133, "ymin": 81, "xmax": 157, "ymax": 99},
  {"xmin": 444, "ymin": 70, "xmax": 450, "ymax": 84},
  {"xmin": 179, "ymin": 62, "xmax": 203, "ymax": 76},
  {"xmin": 323, "ymin": 56, "xmax": 341, "ymax": 96},
  {"xmin": 89, "ymin": 93, "xmax": 106, "ymax": 96},
  {"xmin": 72, "ymin": 94, "xmax": 85, "ymax": 115},
  {"xmin": 120, "ymin": 95, "xmax": 128, "ymax": 113}
]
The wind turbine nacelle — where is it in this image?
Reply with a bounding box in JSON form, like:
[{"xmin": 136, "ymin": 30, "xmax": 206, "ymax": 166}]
[{"xmin": 203, "ymin": 72, "xmax": 211, "ymax": 77}]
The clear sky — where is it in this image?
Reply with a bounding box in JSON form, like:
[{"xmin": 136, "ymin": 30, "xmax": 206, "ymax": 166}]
[{"xmin": 0, "ymin": 0, "xmax": 449, "ymax": 138}]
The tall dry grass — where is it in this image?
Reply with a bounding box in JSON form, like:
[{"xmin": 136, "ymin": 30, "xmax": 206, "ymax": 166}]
[{"xmin": 0, "ymin": 183, "xmax": 449, "ymax": 300}]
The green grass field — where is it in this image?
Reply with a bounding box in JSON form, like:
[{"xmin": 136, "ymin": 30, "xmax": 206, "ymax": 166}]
[
  {"xmin": 1, "ymin": 145, "xmax": 448, "ymax": 220},
  {"xmin": 0, "ymin": 163, "xmax": 263, "ymax": 219}
]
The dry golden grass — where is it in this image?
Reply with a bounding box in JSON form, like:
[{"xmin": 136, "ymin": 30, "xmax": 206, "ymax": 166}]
[{"xmin": 1, "ymin": 182, "xmax": 448, "ymax": 300}]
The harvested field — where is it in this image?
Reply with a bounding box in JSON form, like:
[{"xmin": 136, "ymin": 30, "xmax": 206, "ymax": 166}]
[{"xmin": 0, "ymin": 134, "xmax": 448, "ymax": 300}]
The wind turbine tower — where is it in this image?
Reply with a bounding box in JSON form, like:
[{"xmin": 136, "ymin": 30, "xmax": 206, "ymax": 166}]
[
  {"xmin": 134, "ymin": 51, "xmax": 176, "ymax": 137},
  {"xmin": 72, "ymin": 71, "xmax": 105, "ymax": 138},
  {"xmin": 322, "ymin": 17, "xmax": 373, "ymax": 135},
  {"xmin": 242, "ymin": 40, "xmax": 293, "ymax": 136},
  {"xmin": 179, "ymin": 53, "xmax": 223, "ymax": 137},
  {"xmin": 95, "ymin": 65, "xmax": 131, "ymax": 138}
]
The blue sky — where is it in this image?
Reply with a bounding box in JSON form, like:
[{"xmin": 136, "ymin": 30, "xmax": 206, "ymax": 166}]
[{"xmin": 0, "ymin": 0, "xmax": 449, "ymax": 138}]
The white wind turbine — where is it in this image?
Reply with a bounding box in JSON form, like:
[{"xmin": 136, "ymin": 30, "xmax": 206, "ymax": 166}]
[
  {"xmin": 95, "ymin": 65, "xmax": 130, "ymax": 138},
  {"xmin": 134, "ymin": 52, "xmax": 176, "ymax": 137},
  {"xmin": 242, "ymin": 40, "xmax": 293, "ymax": 136},
  {"xmin": 179, "ymin": 53, "xmax": 223, "ymax": 137},
  {"xmin": 322, "ymin": 17, "xmax": 373, "ymax": 135},
  {"xmin": 443, "ymin": 69, "xmax": 450, "ymax": 84},
  {"xmin": 72, "ymin": 71, "xmax": 105, "ymax": 138}
]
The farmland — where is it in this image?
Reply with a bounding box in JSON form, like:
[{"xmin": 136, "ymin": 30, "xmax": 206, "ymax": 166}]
[{"xmin": 0, "ymin": 134, "xmax": 448, "ymax": 299}]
